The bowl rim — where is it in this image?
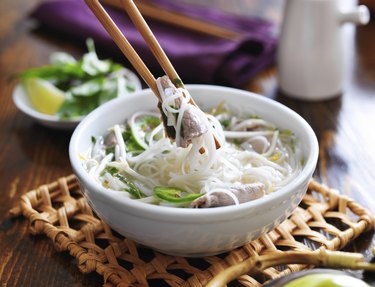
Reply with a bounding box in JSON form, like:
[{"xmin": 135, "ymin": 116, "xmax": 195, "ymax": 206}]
[{"xmin": 69, "ymin": 85, "xmax": 319, "ymax": 222}]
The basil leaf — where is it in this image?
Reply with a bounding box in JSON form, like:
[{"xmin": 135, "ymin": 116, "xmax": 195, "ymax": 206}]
[
  {"xmin": 70, "ymin": 78, "xmax": 104, "ymax": 97},
  {"xmin": 98, "ymin": 77, "xmax": 120, "ymax": 105},
  {"xmin": 57, "ymin": 92, "xmax": 98, "ymax": 119}
]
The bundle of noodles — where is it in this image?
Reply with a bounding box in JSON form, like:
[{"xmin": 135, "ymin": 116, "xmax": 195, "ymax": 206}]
[
  {"xmin": 82, "ymin": 78, "xmax": 303, "ymax": 208},
  {"xmin": 156, "ymin": 76, "xmax": 221, "ymax": 155}
]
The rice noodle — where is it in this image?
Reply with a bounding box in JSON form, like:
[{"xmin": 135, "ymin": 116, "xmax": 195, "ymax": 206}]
[{"xmin": 82, "ymin": 87, "xmax": 303, "ymax": 208}]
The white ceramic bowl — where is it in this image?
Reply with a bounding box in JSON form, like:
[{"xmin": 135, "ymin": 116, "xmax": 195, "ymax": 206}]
[
  {"xmin": 69, "ymin": 85, "xmax": 319, "ymax": 257},
  {"xmin": 13, "ymin": 70, "xmax": 142, "ymax": 130}
]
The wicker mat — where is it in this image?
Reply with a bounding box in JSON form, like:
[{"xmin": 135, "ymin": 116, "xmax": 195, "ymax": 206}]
[{"xmin": 10, "ymin": 175, "xmax": 374, "ymax": 286}]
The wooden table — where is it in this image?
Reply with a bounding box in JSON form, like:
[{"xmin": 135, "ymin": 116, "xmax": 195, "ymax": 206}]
[{"xmin": 0, "ymin": 0, "xmax": 374, "ymax": 286}]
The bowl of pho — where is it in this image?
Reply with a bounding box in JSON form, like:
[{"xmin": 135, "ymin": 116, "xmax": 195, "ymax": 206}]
[{"xmin": 69, "ymin": 84, "xmax": 318, "ymax": 257}]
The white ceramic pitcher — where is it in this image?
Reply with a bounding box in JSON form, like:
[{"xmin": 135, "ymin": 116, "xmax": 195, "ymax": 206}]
[{"xmin": 278, "ymin": 0, "xmax": 370, "ymax": 101}]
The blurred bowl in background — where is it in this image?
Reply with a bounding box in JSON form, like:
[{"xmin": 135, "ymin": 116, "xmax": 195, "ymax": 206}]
[{"xmin": 13, "ymin": 69, "xmax": 142, "ymax": 130}]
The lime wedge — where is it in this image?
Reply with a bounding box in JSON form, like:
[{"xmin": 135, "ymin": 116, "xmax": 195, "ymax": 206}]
[
  {"xmin": 284, "ymin": 274, "xmax": 370, "ymax": 287},
  {"xmin": 22, "ymin": 78, "xmax": 65, "ymax": 115}
]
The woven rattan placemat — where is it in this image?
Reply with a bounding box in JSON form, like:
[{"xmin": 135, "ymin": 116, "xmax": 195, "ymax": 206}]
[{"xmin": 10, "ymin": 175, "xmax": 374, "ymax": 286}]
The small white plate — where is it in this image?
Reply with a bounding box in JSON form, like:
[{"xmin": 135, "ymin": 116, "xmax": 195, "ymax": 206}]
[
  {"xmin": 12, "ymin": 69, "xmax": 142, "ymax": 130},
  {"xmin": 13, "ymin": 84, "xmax": 82, "ymax": 130}
]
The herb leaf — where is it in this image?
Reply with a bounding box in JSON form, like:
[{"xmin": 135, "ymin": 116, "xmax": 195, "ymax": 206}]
[
  {"xmin": 154, "ymin": 186, "xmax": 203, "ymax": 204},
  {"xmin": 104, "ymin": 166, "xmax": 145, "ymax": 199}
]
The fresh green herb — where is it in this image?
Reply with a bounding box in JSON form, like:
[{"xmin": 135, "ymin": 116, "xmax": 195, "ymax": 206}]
[
  {"xmin": 69, "ymin": 78, "xmax": 104, "ymax": 97},
  {"xmin": 104, "ymin": 166, "xmax": 145, "ymax": 199},
  {"xmin": 220, "ymin": 118, "xmax": 231, "ymax": 128},
  {"xmin": 154, "ymin": 186, "xmax": 203, "ymax": 204},
  {"xmin": 91, "ymin": 136, "xmax": 96, "ymax": 144},
  {"xmin": 233, "ymin": 138, "xmax": 243, "ymax": 147},
  {"xmin": 105, "ymin": 146, "xmax": 115, "ymax": 155},
  {"xmin": 19, "ymin": 38, "xmax": 137, "ymax": 119},
  {"xmin": 57, "ymin": 91, "xmax": 99, "ymax": 119},
  {"xmin": 105, "ymin": 166, "xmax": 118, "ymax": 175},
  {"xmin": 19, "ymin": 63, "xmax": 84, "ymax": 82}
]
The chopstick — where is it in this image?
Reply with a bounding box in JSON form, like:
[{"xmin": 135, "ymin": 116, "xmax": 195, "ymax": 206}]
[
  {"xmin": 85, "ymin": 0, "xmax": 220, "ymax": 149},
  {"xmin": 85, "ymin": 0, "xmax": 161, "ymax": 99},
  {"xmin": 120, "ymin": 0, "xmax": 202, "ymax": 110},
  {"xmin": 119, "ymin": 0, "xmax": 183, "ymax": 88},
  {"xmin": 85, "ymin": 0, "xmax": 192, "ymax": 101},
  {"xmin": 103, "ymin": 0, "xmax": 242, "ymax": 40}
]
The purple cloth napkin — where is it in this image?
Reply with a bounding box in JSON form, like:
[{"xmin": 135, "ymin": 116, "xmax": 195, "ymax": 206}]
[{"xmin": 30, "ymin": 0, "xmax": 277, "ymax": 87}]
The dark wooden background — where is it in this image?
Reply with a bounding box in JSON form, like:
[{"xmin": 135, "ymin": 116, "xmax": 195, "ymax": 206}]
[{"xmin": 0, "ymin": 0, "xmax": 374, "ymax": 286}]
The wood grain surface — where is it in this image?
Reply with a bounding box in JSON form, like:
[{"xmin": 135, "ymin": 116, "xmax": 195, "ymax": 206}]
[{"xmin": 0, "ymin": 0, "xmax": 374, "ymax": 286}]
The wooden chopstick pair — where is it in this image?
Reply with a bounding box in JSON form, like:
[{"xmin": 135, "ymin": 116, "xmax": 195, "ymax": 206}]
[
  {"xmin": 85, "ymin": 0, "xmax": 177, "ymax": 99},
  {"xmin": 102, "ymin": 0, "xmax": 242, "ymax": 40},
  {"xmin": 85, "ymin": 0, "xmax": 220, "ymax": 149}
]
